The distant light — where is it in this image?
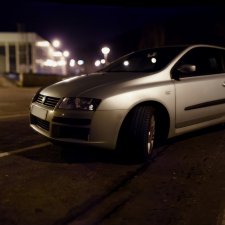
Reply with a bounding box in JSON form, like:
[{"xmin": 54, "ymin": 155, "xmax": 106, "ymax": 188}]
[
  {"xmin": 52, "ymin": 39, "xmax": 61, "ymax": 48},
  {"xmin": 95, "ymin": 60, "xmax": 101, "ymax": 67},
  {"xmin": 77, "ymin": 60, "xmax": 84, "ymax": 65},
  {"xmin": 101, "ymin": 46, "xmax": 110, "ymax": 55},
  {"xmin": 44, "ymin": 59, "xmax": 57, "ymax": 67},
  {"xmin": 151, "ymin": 58, "xmax": 157, "ymax": 63},
  {"xmin": 57, "ymin": 60, "xmax": 67, "ymax": 66},
  {"xmin": 63, "ymin": 50, "xmax": 70, "ymax": 57},
  {"xmin": 123, "ymin": 60, "xmax": 129, "ymax": 66},
  {"xmin": 36, "ymin": 41, "xmax": 50, "ymax": 47},
  {"xmin": 100, "ymin": 59, "xmax": 106, "ymax": 64},
  {"xmin": 70, "ymin": 59, "xmax": 76, "ymax": 67},
  {"xmin": 52, "ymin": 51, "xmax": 63, "ymax": 57}
]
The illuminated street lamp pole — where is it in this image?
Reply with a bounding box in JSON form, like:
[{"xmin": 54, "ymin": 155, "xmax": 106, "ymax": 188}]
[
  {"xmin": 62, "ymin": 50, "xmax": 70, "ymax": 74},
  {"xmin": 101, "ymin": 46, "xmax": 110, "ymax": 64},
  {"xmin": 52, "ymin": 39, "xmax": 71, "ymax": 75}
]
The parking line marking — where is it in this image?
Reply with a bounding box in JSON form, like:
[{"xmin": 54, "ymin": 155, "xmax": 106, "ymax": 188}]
[
  {"xmin": 0, "ymin": 142, "xmax": 51, "ymax": 158},
  {"xmin": 0, "ymin": 113, "xmax": 28, "ymax": 120}
]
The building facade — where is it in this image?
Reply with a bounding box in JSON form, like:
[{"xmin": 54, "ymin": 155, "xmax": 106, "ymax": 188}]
[{"xmin": 0, "ymin": 32, "xmax": 67, "ymax": 75}]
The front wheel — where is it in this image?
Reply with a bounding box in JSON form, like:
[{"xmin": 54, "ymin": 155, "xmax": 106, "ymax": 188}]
[{"xmin": 118, "ymin": 105, "xmax": 160, "ymax": 162}]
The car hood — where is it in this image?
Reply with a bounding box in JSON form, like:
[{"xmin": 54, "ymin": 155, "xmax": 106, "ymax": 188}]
[{"xmin": 40, "ymin": 71, "xmax": 160, "ymax": 99}]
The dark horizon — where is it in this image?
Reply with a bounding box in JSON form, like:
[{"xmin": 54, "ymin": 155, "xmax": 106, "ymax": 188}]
[{"xmin": 1, "ymin": 1, "xmax": 225, "ymax": 64}]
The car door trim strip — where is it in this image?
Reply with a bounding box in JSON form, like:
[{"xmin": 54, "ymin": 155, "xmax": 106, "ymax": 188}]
[{"xmin": 185, "ymin": 98, "xmax": 225, "ymax": 111}]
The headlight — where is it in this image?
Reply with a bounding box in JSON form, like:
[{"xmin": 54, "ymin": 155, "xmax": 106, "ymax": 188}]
[{"xmin": 58, "ymin": 97, "xmax": 101, "ymax": 111}]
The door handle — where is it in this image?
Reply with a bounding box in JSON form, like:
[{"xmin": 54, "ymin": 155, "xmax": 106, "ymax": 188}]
[{"xmin": 223, "ymin": 82, "xmax": 225, "ymax": 87}]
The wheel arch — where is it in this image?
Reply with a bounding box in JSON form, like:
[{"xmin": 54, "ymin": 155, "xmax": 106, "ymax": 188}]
[{"xmin": 116, "ymin": 100, "xmax": 170, "ymax": 148}]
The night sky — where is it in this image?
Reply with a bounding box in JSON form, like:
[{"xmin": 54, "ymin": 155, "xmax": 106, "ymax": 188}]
[{"xmin": 1, "ymin": 1, "xmax": 225, "ymax": 63}]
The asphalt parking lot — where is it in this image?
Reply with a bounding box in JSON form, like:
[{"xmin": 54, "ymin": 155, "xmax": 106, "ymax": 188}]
[{"xmin": 1, "ymin": 83, "xmax": 225, "ymax": 225}]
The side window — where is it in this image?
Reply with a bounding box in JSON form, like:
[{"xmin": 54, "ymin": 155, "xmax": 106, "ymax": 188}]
[{"xmin": 172, "ymin": 47, "xmax": 224, "ymax": 78}]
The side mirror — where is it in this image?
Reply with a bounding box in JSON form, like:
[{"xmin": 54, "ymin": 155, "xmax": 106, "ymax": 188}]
[
  {"xmin": 172, "ymin": 64, "xmax": 196, "ymax": 81},
  {"xmin": 177, "ymin": 64, "xmax": 196, "ymax": 74}
]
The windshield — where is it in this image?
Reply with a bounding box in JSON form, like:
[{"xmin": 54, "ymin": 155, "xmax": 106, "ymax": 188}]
[{"xmin": 100, "ymin": 46, "xmax": 186, "ymax": 73}]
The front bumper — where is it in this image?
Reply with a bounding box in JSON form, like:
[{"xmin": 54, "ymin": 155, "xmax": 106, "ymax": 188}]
[{"xmin": 30, "ymin": 103, "xmax": 127, "ymax": 150}]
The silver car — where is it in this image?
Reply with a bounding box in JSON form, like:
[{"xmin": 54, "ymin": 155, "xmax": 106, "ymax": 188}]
[{"xmin": 30, "ymin": 44, "xmax": 225, "ymax": 160}]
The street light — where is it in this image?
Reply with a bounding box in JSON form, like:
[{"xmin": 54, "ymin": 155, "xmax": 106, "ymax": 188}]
[
  {"xmin": 101, "ymin": 46, "xmax": 110, "ymax": 64},
  {"xmin": 77, "ymin": 60, "xmax": 84, "ymax": 66},
  {"xmin": 95, "ymin": 60, "xmax": 101, "ymax": 67},
  {"xmin": 69, "ymin": 59, "xmax": 76, "ymax": 67},
  {"xmin": 52, "ymin": 39, "xmax": 61, "ymax": 48},
  {"xmin": 63, "ymin": 50, "xmax": 70, "ymax": 58},
  {"xmin": 100, "ymin": 59, "xmax": 106, "ymax": 64}
]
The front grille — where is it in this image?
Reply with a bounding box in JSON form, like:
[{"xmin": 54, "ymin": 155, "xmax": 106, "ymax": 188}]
[
  {"xmin": 30, "ymin": 115, "xmax": 50, "ymax": 131},
  {"xmin": 36, "ymin": 94, "xmax": 60, "ymax": 108}
]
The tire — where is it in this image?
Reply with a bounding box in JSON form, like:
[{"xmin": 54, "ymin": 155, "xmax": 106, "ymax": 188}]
[{"xmin": 118, "ymin": 105, "xmax": 159, "ymax": 162}]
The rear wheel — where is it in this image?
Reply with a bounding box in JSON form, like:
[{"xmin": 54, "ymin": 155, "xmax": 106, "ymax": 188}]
[{"xmin": 118, "ymin": 105, "xmax": 160, "ymax": 162}]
